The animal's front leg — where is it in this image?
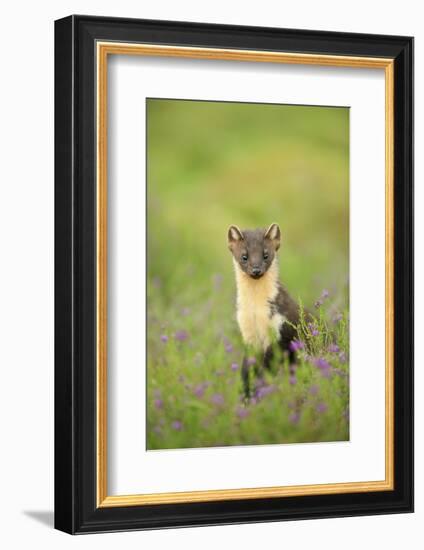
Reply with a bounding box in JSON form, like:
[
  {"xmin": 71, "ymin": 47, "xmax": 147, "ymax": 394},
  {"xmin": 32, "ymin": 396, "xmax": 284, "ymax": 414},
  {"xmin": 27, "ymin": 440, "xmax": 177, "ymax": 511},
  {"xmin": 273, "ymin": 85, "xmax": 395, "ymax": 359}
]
[
  {"xmin": 241, "ymin": 353, "xmax": 263, "ymax": 399},
  {"xmin": 241, "ymin": 355, "xmax": 251, "ymax": 399},
  {"xmin": 264, "ymin": 345, "xmax": 274, "ymax": 372},
  {"xmin": 241, "ymin": 350, "xmax": 270, "ymax": 400}
]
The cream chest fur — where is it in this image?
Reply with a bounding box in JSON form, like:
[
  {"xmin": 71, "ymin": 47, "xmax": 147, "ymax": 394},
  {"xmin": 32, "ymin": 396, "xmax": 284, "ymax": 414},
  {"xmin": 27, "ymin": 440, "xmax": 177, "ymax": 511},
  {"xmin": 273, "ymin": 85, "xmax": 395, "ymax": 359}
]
[{"xmin": 233, "ymin": 259, "xmax": 286, "ymax": 350}]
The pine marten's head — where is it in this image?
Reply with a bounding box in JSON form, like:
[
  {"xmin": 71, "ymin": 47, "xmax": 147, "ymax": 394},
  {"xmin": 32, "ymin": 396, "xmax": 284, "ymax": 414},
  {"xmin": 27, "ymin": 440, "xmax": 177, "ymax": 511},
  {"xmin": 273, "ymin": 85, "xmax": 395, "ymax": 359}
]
[{"xmin": 227, "ymin": 223, "xmax": 281, "ymax": 280}]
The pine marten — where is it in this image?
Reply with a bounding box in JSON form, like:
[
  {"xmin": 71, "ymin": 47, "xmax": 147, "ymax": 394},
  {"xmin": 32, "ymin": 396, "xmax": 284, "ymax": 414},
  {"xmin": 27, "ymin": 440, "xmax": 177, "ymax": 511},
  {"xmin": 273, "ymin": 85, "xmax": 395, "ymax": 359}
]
[{"xmin": 228, "ymin": 223, "xmax": 306, "ymax": 396}]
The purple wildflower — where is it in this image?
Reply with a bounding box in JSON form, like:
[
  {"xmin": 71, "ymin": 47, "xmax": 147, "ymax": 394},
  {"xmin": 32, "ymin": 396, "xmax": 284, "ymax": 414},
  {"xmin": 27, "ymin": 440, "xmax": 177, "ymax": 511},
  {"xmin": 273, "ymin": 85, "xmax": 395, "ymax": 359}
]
[
  {"xmin": 289, "ymin": 339, "xmax": 305, "ymax": 352},
  {"xmin": 224, "ymin": 343, "xmax": 234, "ymax": 353},
  {"xmin": 193, "ymin": 386, "xmax": 204, "ymax": 398},
  {"xmin": 181, "ymin": 307, "xmax": 191, "ymax": 316},
  {"xmin": 160, "ymin": 334, "xmax": 169, "ymax": 343},
  {"xmin": 236, "ymin": 406, "xmax": 250, "ymax": 419},
  {"xmin": 171, "ymin": 420, "xmax": 183, "ymax": 431},
  {"xmin": 256, "ymin": 385, "xmax": 275, "ymax": 400},
  {"xmin": 289, "ymin": 412, "xmax": 300, "ymax": 425},
  {"xmin": 314, "ymin": 357, "xmax": 330, "ymax": 369},
  {"xmin": 231, "ymin": 362, "xmax": 239, "ymax": 372},
  {"xmin": 154, "ymin": 398, "xmax": 163, "ymax": 409},
  {"xmin": 316, "ymin": 402, "xmax": 328, "ymax": 414},
  {"xmin": 193, "ymin": 382, "xmax": 208, "ymax": 398},
  {"xmin": 174, "ymin": 330, "xmax": 189, "ymax": 342},
  {"xmin": 313, "ymin": 357, "xmax": 332, "ymax": 378},
  {"xmin": 289, "ymin": 375, "xmax": 297, "ymax": 385},
  {"xmin": 315, "ymin": 289, "xmax": 329, "ymax": 308},
  {"xmin": 328, "ymin": 343, "xmax": 340, "ymax": 353},
  {"xmin": 309, "ymin": 384, "xmax": 319, "ymax": 396},
  {"xmin": 246, "ymin": 356, "xmax": 257, "ymax": 367},
  {"xmin": 211, "ymin": 393, "xmax": 225, "ymax": 406},
  {"xmin": 333, "ymin": 312, "xmax": 343, "ymax": 323},
  {"xmin": 308, "ymin": 323, "xmax": 319, "ymax": 336}
]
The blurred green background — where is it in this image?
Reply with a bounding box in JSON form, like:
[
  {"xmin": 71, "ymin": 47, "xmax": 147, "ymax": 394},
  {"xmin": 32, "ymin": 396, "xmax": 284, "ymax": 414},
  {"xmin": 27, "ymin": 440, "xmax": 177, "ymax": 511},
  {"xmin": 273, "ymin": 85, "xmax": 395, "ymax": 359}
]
[
  {"xmin": 146, "ymin": 99, "xmax": 349, "ymax": 450},
  {"xmin": 147, "ymin": 99, "xmax": 349, "ymax": 307}
]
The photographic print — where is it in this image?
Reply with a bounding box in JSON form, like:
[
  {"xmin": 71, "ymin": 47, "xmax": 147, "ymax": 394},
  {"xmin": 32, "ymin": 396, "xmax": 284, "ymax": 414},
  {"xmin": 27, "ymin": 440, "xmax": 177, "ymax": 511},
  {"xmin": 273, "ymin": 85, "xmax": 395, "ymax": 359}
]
[
  {"xmin": 146, "ymin": 98, "xmax": 349, "ymax": 450},
  {"xmin": 55, "ymin": 16, "xmax": 413, "ymax": 533}
]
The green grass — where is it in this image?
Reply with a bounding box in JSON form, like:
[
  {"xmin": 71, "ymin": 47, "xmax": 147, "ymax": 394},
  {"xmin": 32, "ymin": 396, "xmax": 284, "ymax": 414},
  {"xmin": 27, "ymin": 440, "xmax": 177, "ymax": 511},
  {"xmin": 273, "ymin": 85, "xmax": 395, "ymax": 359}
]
[{"xmin": 146, "ymin": 98, "xmax": 349, "ymax": 449}]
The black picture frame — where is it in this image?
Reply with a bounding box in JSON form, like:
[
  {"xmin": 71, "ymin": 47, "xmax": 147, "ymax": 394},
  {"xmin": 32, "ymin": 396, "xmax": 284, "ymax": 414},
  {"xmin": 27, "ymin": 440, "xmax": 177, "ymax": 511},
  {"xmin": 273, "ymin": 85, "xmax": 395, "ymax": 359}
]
[{"xmin": 55, "ymin": 14, "xmax": 414, "ymax": 534}]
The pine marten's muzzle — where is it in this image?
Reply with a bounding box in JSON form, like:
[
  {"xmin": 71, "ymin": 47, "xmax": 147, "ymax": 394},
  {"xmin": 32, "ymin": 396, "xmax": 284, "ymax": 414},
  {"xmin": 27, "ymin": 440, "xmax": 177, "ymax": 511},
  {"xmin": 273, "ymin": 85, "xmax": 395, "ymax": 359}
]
[{"xmin": 250, "ymin": 267, "xmax": 263, "ymax": 278}]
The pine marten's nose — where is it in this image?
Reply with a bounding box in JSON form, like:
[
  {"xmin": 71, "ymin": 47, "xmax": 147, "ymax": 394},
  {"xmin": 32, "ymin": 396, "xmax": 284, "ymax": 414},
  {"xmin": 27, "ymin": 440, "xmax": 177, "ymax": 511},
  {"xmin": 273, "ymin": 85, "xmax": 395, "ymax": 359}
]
[{"xmin": 252, "ymin": 267, "xmax": 262, "ymax": 277}]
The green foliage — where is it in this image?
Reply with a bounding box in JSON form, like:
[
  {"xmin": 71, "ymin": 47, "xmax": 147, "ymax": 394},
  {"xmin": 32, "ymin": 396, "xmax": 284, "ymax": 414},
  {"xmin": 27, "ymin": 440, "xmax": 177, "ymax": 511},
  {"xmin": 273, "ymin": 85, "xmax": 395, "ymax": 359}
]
[{"xmin": 146, "ymin": 99, "xmax": 349, "ymax": 449}]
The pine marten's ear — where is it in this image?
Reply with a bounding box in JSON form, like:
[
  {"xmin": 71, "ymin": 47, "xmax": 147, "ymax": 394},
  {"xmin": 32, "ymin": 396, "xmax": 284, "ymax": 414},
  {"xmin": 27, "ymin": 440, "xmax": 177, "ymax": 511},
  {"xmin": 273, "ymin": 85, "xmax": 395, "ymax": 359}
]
[
  {"xmin": 265, "ymin": 223, "xmax": 281, "ymax": 250},
  {"xmin": 228, "ymin": 225, "xmax": 244, "ymax": 249}
]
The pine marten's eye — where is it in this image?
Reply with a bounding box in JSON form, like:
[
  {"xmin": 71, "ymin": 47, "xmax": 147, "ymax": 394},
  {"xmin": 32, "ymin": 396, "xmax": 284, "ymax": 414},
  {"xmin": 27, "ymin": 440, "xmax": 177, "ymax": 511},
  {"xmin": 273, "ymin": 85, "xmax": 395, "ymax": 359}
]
[
  {"xmin": 263, "ymin": 252, "xmax": 269, "ymax": 260},
  {"xmin": 241, "ymin": 254, "xmax": 248, "ymax": 262}
]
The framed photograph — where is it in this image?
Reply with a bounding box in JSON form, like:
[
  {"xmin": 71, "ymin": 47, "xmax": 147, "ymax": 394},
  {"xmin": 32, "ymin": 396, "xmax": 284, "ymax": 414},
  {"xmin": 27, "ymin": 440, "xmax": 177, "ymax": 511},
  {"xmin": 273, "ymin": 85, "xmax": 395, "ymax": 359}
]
[{"xmin": 54, "ymin": 15, "xmax": 413, "ymax": 534}]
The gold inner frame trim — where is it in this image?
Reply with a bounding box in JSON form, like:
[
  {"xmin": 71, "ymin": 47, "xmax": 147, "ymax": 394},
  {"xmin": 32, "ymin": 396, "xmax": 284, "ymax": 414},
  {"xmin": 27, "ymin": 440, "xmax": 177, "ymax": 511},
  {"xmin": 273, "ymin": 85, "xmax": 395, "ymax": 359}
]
[{"xmin": 96, "ymin": 41, "xmax": 395, "ymax": 508}]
